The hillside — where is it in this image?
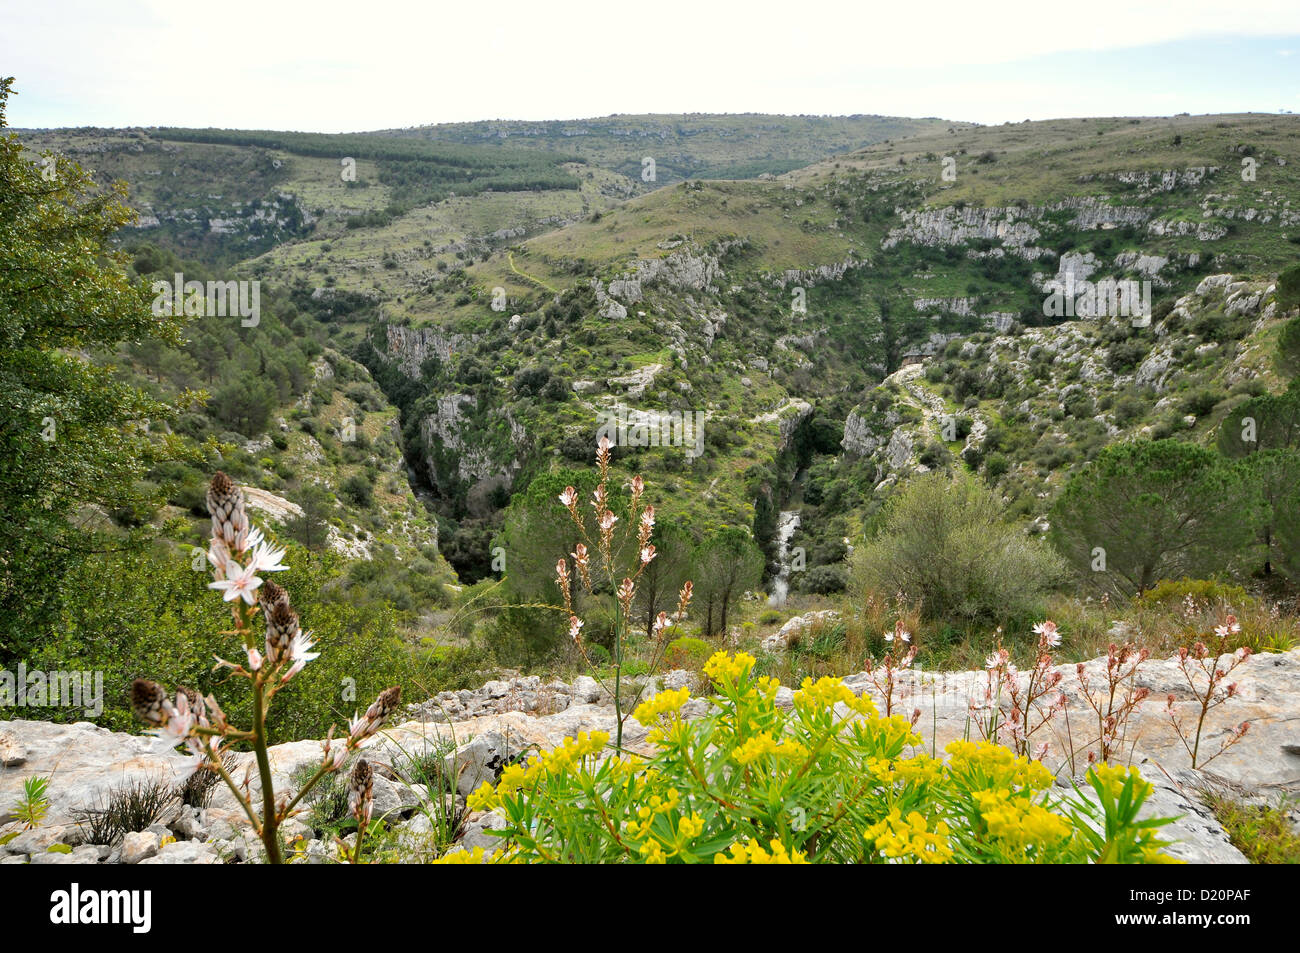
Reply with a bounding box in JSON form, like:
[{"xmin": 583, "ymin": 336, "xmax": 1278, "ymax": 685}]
[
  {"xmin": 9, "ymin": 83, "xmax": 1300, "ymax": 874},
  {"xmin": 378, "ymin": 113, "xmax": 958, "ymax": 182},
  {"xmin": 15, "ymin": 111, "xmax": 1300, "ymax": 594},
  {"xmin": 333, "ymin": 113, "xmax": 1300, "ymax": 584}
]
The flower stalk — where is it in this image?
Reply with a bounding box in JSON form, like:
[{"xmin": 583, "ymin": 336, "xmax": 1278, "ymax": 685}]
[
  {"xmin": 132, "ymin": 472, "xmax": 401, "ymax": 864},
  {"xmin": 556, "ymin": 439, "xmax": 693, "ymax": 752}
]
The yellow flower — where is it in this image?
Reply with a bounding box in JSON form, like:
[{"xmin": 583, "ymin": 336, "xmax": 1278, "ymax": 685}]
[
  {"xmin": 714, "ymin": 837, "xmax": 809, "ymax": 864},
  {"xmin": 1090, "ymin": 763, "xmax": 1153, "ymax": 802},
  {"xmin": 732, "ymin": 731, "xmax": 810, "ymax": 765},
  {"xmin": 972, "ymin": 788, "xmax": 1072, "ymax": 850},
  {"xmin": 678, "ymin": 813, "xmax": 705, "ymax": 839},
  {"xmin": 466, "ymin": 780, "xmax": 498, "ymax": 812},
  {"xmin": 703, "ymin": 651, "xmax": 757, "ymax": 685},
  {"xmin": 892, "ymin": 754, "xmax": 945, "ymax": 785},
  {"xmin": 432, "ymin": 846, "xmax": 512, "ymax": 864},
  {"xmin": 497, "ymin": 762, "xmax": 528, "ymax": 795},
  {"xmin": 633, "ymin": 687, "xmax": 690, "ymax": 724},
  {"xmin": 1140, "ymin": 844, "xmax": 1185, "ymax": 865},
  {"xmin": 864, "ymin": 808, "xmax": 954, "ymax": 864},
  {"xmin": 945, "ymin": 739, "xmax": 1054, "ymax": 790}
]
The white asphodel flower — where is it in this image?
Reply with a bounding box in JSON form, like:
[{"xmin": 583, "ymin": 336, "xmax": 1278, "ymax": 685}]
[
  {"xmin": 651, "ymin": 611, "xmax": 669, "ymax": 638},
  {"xmin": 206, "ymin": 537, "xmax": 238, "ymax": 581},
  {"xmin": 249, "ymin": 539, "xmax": 290, "ymax": 574},
  {"xmin": 281, "ymin": 631, "xmax": 319, "ymax": 682},
  {"xmin": 158, "ymin": 692, "xmax": 195, "ymax": 742},
  {"xmin": 208, "ymin": 560, "xmax": 263, "ymax": 604},
  {"xmin": 1032, "ymin": 621, "xmax": 1062, "ymax": 648}
]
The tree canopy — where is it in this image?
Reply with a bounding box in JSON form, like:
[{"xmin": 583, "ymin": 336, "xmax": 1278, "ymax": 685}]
[
  {"xmin": 1050, "ymin": 439, "xmax": 1258, "ymax": 596},
  {"xmin": 0, "ymin": 77, "xmax": 192, "ymax": 656}
]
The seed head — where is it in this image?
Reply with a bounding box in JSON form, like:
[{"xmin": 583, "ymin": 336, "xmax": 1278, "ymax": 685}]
[
  {"xmin": 207, "ymin": 472, "xmax": 249, "ymax": 552},
  {"xmin": 132, "ymin": 678, "xmax": 169, "ymax": 727},
  {"xmin": 349, "ymin": 759, "xmax": 374, "ymax": 825},
  {"xmin": 259, "ymin": 580, "xmax": 300, "ymax": 668},
  {"xmin": 349, "ymin": 686, "xmax": 403, "ymax": 745}
]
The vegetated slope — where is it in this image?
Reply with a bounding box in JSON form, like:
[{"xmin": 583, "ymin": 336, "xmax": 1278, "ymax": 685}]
[
  {"xmin": 14, "ymin": 126, "xmax": 583, "ymax": 265},
  {"xmin": 17, "ymin": 114, "xmax": 932, "ymax": 597},
  {"xmin": 375, "ymin": 113, "xmax": 961, "ymax": 184},
  {"xmin": 348, "ymin": 113, "xmax": 1299, "ymax": 585},
  {"xmin": 97, "ymin": 241, "xmax": 456, "ymax": 618},
  {"xmin": 19, "ymin": 114, "xmax": 1300, "ymax": 594}
]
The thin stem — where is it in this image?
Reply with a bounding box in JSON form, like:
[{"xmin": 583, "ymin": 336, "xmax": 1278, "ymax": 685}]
[
  {"xmin": 614, "ymin": 599, "xmax": 624, "ymax": 753},
  {"xmin": 210, "ymin": 757, "xmax": 262, "ymax": 833},
  {"xmin": 251, "ymin": 675, "xmax": 283, "ymax": 864},
  {"xmin": 281, "ymin": 760, "xmax": 333, "ymax": 819}
]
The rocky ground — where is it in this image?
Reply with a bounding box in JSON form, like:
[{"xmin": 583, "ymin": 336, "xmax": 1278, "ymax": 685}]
[{"xmin": 2, "ymin": 648, "xmax": 1297, "ymax": 864}]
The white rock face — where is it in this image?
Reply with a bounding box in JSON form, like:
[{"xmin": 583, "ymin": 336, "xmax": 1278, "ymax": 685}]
[
  {"xmin": 4, "ymin": 648, "xmax": 1296, "ymax": 864},
  {"xmin": 139, "ymin": 840, "xmax": 219, "ymax": 865},
  {"xmin": 384, "ymin": 325, "xmax": 476, "ymax": 379},
  {"xmin": 0, "ymin": 730, "xmax": 24, "ymax": 767}
]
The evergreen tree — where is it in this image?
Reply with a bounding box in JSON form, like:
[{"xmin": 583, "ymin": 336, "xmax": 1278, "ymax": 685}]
[{"xmin": 1051, "ymin": 440, "xmax": 1259, "ymax": 596}]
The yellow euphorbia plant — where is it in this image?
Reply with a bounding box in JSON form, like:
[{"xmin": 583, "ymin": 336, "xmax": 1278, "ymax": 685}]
[{"xmin": 452, "ymin": 651, "xmax": 1180, "ymax": 864}]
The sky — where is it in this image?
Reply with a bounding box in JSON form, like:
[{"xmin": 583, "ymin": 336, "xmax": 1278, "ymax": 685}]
[{"xmin": 2, "ymin": 0, "xmax": 1298, "ymax": 130}]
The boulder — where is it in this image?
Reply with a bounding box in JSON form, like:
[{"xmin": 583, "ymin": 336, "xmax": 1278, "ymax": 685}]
[
  {"xmin": 120, "ymin": 830, "xmax": 161, "ymax": 864},
  {"xmin": 139, "ymin": 840, "xmax": 220, "ymax": 865}
]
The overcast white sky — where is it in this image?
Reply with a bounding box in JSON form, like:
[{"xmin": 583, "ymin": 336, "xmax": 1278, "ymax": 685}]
[{"xmin": 3, "ymin": 0, "xmax": 1298, "ymax": 129}]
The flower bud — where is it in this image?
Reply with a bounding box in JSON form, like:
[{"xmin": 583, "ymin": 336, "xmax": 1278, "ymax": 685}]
[
  {"xmin": 206, "ymin": 471, "xmax": 249, "ymax": 552},
  {"xmin": 131, "ymin": 678, "xmax": 169, "ymax": 727},
  {"xmin": 349, "ymin": 759, "xmax": 374, "ymax": 825}
]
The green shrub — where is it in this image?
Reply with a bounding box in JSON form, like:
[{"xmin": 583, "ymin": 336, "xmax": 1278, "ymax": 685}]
[
  {"xmin": 1277, "ymin": 263, "xmax": 1300, "ymax": 312},
  {"xmin": 1205, "ymin": 794, "xmax": 1300, "ymax": 864},
  {"xmin": 799, "ymin": 564, "xmax": 849, "ymax": 594},
  {"xmin": 27, "ymin": 541, "xmax": 420, "ymax": 742},
  {"xmin": 850, "ymin": 472, "xmax": 1068, "ymax": 625},
  {"xmin": 1136, "ymin": 578, "xmax": 1256, "ymax": 611},
  {"xmin": 664, "ymin": 636, "xmax": 711, "ymax": 670}
]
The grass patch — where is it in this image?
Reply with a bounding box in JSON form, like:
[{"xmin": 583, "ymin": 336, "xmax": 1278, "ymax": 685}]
[{"xmin": 1204, "ymin": 794, "xmax": 1300, "ymax": 864}]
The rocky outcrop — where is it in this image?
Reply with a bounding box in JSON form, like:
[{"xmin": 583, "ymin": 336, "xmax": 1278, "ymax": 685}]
[
  {"xmin": 242, "ymin": 485, "xmax": 373, "ymax": 560},
  {"xmin": 760, "ymin": 610, "xmax": 841, "ymax": 652},
  {"xmin": 5, "ymin": 647, "xmax": 1297, "ymax": 863},
  {"xmin": 774, "ymin": 256, "xmax": 866, "ymax": 290},
  {"xmin": 883, "ymin": 204, "xmax": 1045, "ymax": 254},
  {"xmin": 750, "ymin": 399, "xmax": 813, "ymax": 450},
  {"xmin": 384, "ymin": 325, "xmax": 477, "ymax": 379},
  {"xmin": 841, "ymin": 407, "xmax": 894, "ymax": 458}
]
